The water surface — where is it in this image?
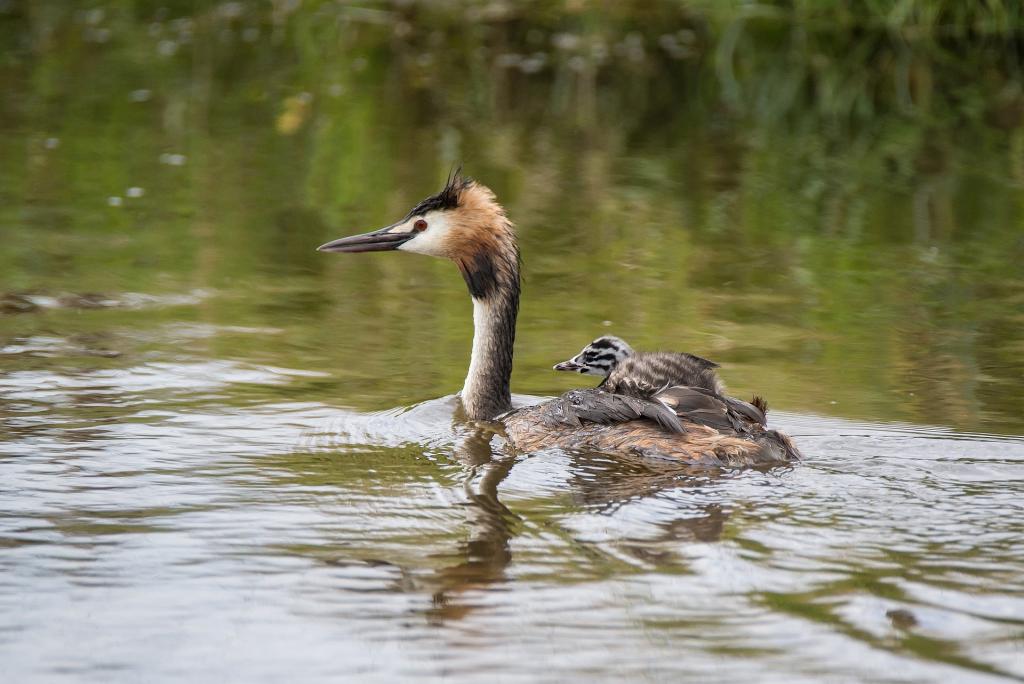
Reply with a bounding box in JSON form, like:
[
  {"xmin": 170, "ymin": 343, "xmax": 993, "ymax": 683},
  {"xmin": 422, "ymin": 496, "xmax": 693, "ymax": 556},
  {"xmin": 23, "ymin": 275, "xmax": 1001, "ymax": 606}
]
[{"xmin": 2, "ymin": 3, "xmax": 1023, "ymax": 682}]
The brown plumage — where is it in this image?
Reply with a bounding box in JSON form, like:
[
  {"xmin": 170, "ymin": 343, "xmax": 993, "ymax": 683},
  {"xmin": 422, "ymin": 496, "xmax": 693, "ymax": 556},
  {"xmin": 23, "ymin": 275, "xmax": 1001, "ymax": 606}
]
[
  {"xmin": 501, "ymin": 387, "xmax": 797, "ymax": 466},
  {"xmin": 503, "ymin": 395, "xmax": 797, "ymax": 466},
  {"xmin": 318, "ymin": 171, "xmax": 800, "ymax": 466}
]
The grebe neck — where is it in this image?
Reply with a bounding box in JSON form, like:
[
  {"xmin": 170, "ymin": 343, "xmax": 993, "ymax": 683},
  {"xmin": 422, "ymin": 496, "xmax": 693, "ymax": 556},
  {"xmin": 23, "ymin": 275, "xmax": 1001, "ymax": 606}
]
[{"xmin": 458, "ymin": 249, "xmax": 520, "ymax": 420}]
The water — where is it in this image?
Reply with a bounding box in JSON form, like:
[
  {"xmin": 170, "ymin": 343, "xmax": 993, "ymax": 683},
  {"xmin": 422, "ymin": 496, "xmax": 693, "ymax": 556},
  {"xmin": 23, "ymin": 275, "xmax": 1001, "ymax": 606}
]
[{"xmin": 2, "ymin": 3, "xmax": 1024, "ymax": 682}]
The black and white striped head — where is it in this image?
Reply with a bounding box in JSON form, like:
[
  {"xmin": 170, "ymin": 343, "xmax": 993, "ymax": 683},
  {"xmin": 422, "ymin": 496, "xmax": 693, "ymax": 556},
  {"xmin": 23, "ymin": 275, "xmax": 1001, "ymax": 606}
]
[{"xmin": 553, "ymin": 336, "xmax": 634, "ymax": 377}]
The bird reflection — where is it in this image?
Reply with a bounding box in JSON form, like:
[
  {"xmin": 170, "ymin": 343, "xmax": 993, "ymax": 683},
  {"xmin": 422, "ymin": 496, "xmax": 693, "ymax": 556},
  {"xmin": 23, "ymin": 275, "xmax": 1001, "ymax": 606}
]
[
  {"xmin": 422, "ymin": 428, "xmax": 747, "ymax": 624},
  {"xmin": 426, "ymin": 426, "xmax": 518, "ymax": 623},
  {"xmin": 567, "ymin": 451, "xmax": 738, "ymax": 560}
]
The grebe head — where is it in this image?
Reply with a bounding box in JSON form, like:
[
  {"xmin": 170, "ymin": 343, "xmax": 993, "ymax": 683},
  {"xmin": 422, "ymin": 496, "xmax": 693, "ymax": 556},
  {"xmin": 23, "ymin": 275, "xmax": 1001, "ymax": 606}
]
[
  {"xmin": 317, "ymin": 169, "xmax": 518, "ymax": 300},
  {"xmin": 553, "ymin": 336, "xmax": 634, "ymax": 376}
]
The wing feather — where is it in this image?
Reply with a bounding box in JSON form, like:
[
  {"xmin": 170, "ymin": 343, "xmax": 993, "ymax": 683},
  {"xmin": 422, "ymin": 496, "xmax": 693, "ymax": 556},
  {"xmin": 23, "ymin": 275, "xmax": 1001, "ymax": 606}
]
[
  {"xmin": 654, "ymin": 385, "xmax": 767, "ymax": 431},
  {"xmin": 543, "ymin": 389, "xmax": 686, "ymax": 434}
]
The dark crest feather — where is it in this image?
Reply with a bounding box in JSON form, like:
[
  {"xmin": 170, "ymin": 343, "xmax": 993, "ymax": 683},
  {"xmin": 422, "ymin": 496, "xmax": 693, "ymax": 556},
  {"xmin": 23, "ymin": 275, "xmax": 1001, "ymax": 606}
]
[{"xmin": 406, "ymin": 166, "xmax": 472, "ymax": 218}]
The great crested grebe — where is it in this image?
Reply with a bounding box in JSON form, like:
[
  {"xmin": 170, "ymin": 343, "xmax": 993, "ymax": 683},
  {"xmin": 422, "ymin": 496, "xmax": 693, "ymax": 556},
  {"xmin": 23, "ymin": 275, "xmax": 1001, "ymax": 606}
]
[{"xmin": 318, "ymin": 172, "xmax": 799, "ymax": 466}]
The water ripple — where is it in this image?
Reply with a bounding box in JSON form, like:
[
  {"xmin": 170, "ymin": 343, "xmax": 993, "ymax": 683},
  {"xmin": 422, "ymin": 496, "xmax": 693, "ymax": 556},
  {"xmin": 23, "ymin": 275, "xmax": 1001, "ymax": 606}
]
[{"xmin": 1, "ymin": 359, "xmax": 1023, "ymax": 682}]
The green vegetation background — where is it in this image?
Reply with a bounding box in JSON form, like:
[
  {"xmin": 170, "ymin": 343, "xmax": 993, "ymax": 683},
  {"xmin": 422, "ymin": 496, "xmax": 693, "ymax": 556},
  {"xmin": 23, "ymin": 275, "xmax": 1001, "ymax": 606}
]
[{"xmin": 1, "ymin": 1, "xmax": 1022, "ymax": 432}]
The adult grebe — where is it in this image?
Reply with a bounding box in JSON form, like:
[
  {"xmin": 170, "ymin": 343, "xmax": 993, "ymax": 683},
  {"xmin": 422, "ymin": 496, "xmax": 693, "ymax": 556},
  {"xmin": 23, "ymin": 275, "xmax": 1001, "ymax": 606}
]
[{"xmin": 318, "ymin": 172, "xmax": 799, "ymax": 466}]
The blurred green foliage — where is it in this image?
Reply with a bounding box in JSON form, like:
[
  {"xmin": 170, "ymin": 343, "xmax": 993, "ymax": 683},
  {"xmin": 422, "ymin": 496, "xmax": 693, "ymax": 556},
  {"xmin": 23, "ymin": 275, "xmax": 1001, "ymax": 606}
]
[{"xmin": 0, "ymin": 1, "xmax": 1021, "ymax": 432}]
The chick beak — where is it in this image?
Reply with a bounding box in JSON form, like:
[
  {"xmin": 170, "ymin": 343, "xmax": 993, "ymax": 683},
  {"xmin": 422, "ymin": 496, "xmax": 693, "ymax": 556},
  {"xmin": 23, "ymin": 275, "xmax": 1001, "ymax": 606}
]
[
  {"xmin": 553, "ymin": 360, "xmax": 583, "ymax": 372},
  {"xmin": 317, "ymin": 223, "xmax": 414, "ymax": 253}
]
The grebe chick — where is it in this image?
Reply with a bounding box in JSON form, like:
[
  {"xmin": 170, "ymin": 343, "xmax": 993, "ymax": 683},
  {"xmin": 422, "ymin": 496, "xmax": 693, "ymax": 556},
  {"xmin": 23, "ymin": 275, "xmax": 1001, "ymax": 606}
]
[
  {"xmin": 555, "ymin": 335, "xmax": 769, "ymax": 430},
  {"xmin": 318, "ymin": 171, "xmax": 799, "ymax": 466},
  {"xmin": 554, "ymin": 335, "xmax": 726, "ymax": 396}
]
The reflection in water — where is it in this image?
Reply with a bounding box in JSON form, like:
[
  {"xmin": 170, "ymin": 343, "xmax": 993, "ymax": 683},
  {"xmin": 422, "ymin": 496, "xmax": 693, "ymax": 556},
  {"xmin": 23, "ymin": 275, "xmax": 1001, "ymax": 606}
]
[
  {"xmin": 428, "ymin": 433, "xmax": 518, "ymax": 624},
  {"xmin": 1, "ymin": 338, "xmax": 1024, "ymax": 681},
  {"xmin": 416, "ymin": 428, "xmax": 746, "ymax": 623},
  {"xmin": 567, "ymin": 452, "xmax": 738, "ymax": 559}
]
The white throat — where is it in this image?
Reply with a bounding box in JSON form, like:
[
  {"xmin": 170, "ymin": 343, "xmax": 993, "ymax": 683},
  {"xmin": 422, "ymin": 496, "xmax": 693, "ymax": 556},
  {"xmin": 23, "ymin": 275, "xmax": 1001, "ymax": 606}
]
[{"xmin": 462, "ymin": 297, "xmax": 494, "ymax": 401}]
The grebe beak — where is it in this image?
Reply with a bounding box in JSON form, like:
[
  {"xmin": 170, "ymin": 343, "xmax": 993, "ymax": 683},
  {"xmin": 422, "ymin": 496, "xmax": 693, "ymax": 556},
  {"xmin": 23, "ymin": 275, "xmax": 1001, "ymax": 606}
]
[
  {"xmin": 553, "ymin": 360, "xmax": 583, "ymax": 372},
  {"xmin": 317, "ymin": 223, "xmax": 415, "ymax": 253}
]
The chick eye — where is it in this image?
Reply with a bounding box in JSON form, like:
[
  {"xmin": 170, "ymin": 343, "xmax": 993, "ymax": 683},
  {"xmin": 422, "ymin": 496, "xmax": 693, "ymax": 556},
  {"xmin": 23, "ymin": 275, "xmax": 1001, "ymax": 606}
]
[{"xmin": 413, "ymin": 219, "xmax": 428, "ymax": 232}]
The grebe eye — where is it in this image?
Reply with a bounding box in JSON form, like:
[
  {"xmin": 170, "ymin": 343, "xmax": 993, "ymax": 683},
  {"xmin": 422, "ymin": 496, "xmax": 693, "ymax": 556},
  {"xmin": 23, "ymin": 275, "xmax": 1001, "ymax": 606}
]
[{"xmin": 413, "ymin": 219, "xmax": 428, "ymax": 232}]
